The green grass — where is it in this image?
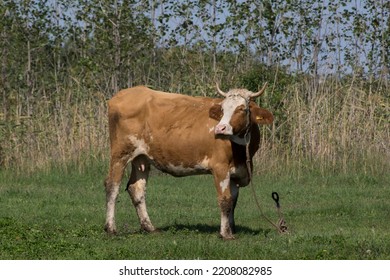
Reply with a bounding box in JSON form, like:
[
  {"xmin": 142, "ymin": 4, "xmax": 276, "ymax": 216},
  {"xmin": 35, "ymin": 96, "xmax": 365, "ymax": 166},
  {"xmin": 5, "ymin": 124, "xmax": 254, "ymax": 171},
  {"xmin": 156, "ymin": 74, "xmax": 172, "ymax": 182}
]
[{"xmin": 1, "ymin": 162, "xmax": 389, "ymax": 260}]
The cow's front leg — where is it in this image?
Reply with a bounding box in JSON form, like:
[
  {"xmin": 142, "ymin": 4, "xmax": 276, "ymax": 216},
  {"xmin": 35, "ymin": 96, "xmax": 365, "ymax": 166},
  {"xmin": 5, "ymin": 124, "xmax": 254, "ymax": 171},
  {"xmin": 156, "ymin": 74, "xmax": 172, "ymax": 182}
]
[
  {"xmin": 229, "ymin": 182, "xmax": 239, "ymax": 234},
  {"xmin": 213, "ymin": 170, "xmax": 236, "ymax": 240}
]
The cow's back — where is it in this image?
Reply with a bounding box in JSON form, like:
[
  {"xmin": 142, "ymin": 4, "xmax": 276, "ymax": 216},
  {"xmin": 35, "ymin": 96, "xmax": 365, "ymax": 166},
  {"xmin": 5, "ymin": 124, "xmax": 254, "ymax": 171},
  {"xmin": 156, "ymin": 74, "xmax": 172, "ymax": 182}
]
[
  {"xmin": 107, "ymin": 86, "xmax": 225, "ymax": 175},
  {"xmin": 108, "ymin": 86, "xmax": 216, "ymax": 135}
]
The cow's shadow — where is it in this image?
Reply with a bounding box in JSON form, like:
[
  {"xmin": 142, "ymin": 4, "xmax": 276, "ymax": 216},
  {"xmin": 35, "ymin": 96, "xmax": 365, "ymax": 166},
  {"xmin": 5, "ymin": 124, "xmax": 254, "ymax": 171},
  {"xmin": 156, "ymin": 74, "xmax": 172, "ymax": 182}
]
[{"xmin": 158, "ymin": 223, "xmax": 271, "ymax": 237}]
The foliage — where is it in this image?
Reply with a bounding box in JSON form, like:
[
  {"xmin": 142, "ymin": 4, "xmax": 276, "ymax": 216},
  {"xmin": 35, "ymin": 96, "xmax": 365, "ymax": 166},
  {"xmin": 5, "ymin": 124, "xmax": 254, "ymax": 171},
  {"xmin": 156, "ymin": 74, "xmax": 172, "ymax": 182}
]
[
  {"xmin": 238, "ymin": 64, "xmax": 298, "ymax": 124},
  {"xmin": 0, "ymin": 0, "xmax": 389, "ymax": 172}
]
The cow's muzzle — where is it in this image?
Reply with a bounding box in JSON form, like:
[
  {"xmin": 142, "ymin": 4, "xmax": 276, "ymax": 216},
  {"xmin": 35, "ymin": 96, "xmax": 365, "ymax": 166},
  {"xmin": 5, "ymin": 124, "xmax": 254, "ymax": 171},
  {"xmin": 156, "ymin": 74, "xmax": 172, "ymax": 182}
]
[{"xmin": 215, "ymin": 123, "xmax": 233, "ymax": 135}]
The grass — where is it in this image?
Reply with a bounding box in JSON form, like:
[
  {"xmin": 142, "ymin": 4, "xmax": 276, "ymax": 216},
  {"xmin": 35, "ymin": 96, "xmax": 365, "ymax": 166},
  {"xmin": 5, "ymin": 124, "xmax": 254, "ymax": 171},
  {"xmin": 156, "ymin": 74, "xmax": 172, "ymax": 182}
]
[{"xmin": 1, "ymin": 162, "xmax": 390, "ymax": 260}]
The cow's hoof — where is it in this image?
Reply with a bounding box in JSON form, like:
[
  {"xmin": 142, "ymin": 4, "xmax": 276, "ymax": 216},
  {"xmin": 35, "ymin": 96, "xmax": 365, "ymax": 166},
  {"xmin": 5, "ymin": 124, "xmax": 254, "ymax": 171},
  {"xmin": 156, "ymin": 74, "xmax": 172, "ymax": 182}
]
[
  {"xmin": 220, "ymin": 233, "xmax": 236, "ymax": 241},
  {"xmin": 104, "ymin": 224, "xmax": 117, "ymax": 235},
  {"xmin": 105, "ymin": 228, "xmax": 117, "ymax": 235},
  {"xmin": 141, "ymin": 224, "xmax": 157, "ymax": 233}
]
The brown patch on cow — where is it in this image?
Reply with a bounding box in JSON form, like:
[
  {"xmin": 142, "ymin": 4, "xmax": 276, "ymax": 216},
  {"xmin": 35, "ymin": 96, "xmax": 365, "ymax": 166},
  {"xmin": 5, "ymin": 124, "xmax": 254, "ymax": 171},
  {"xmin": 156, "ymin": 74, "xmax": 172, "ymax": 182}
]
[
  {"xmin": 228, "ymin": 105, "xmax": 249, "ymax": 135},
  {"xmin": 209, "ymin": 103, "xmax": 223, "ymax": 121}
]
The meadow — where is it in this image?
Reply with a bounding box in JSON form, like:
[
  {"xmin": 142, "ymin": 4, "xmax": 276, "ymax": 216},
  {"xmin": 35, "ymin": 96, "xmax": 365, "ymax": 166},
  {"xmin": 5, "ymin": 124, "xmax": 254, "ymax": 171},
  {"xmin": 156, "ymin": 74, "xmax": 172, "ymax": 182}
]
[
  {"xmin": 1, "ymin": 0, "xmax": 389, "ymax": 262},
  {"xmin": 1, "ymin": 161, "xmax": 389, "ymax": 260}
]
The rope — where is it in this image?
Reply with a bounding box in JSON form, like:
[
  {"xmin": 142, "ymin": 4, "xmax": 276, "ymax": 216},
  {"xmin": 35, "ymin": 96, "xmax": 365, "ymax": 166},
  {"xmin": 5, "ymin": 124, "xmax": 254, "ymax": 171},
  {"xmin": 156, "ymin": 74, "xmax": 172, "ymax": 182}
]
[
  {"xmin": 245, "ymin": 143, "xmax": 288, "ymax": 234},
  {"xmin": 243, "ymin": 97, "xmax": 288, "ymax": 235}
]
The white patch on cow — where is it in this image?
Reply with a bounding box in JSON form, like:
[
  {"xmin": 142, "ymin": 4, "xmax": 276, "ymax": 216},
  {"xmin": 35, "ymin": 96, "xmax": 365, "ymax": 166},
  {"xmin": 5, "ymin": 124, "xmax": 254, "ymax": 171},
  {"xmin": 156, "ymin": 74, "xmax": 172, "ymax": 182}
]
[
  {"xmin": 215, "ymin": 93, "xmax": 247, "ymax": 135},
  {"xmin": 197, "ymin": 157, "xmax": 210, "ymax": 169},
  {"xmin": 165, "ymin": 157, "xmax": 210, "ymax": 176},
  {"xmin": 105, "ymin": 182, "xmax": 120, "ymax": 231},
  {"xmin": 219, "ymin": 173, "xmax": 230, "ymax": 193},
  {"xmin": 128, "ymin": 135, "xmax": 151, "ymax": 158},
  {"xmin": 131, "ymin": 179, "xmax": 146, "ymax": 202}
]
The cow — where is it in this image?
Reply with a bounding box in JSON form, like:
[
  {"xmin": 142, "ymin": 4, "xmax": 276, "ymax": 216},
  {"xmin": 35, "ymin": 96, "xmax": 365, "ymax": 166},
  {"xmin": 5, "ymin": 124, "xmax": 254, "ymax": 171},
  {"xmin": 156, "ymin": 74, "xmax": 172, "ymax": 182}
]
[{"xmin": 104, "ymin": 84, "xmax": 273, "ymax": 240}]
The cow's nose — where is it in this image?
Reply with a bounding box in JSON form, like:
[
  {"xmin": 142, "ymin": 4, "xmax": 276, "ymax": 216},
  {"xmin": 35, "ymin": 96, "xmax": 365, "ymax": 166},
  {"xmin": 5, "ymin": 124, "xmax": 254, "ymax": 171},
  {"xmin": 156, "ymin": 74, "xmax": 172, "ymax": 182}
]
[{"xmin": 215, "ymin": 124, "xmax": 227, "ymax": 134}]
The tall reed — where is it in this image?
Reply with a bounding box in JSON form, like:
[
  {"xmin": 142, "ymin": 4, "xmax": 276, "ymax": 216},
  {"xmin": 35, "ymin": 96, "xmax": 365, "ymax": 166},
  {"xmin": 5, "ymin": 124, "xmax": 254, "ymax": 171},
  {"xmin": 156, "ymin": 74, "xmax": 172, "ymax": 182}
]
[
  {"xmin": 1, "ymin": 79, "xmax": 388, "ymax": 175},
  {"xmin": 256, "ymin": 78, "xmax": 389, "ymax": 176},
  {"xmin": 0, "ymin": 87, "xmax": 108, "ymax": 173}
]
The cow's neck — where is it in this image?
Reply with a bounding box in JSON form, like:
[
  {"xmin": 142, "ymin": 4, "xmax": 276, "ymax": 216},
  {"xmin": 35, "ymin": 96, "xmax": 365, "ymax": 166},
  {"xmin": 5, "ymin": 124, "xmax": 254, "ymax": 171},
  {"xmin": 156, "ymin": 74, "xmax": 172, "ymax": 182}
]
[{"xmin": 230, "ymin": 132, "xmax": 251, "ymax": 146}]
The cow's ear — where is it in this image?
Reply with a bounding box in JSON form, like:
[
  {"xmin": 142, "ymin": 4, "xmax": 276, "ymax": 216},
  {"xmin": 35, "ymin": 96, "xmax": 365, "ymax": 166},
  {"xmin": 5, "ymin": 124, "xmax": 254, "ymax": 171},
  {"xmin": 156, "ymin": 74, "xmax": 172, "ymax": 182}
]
[
  {"xmin": 250, "ymin": 103, "xmax": 274, "ymax": 125},
  {"xmin": 209, "ymin": 104, "xmax": 223, "ymax": 121}
]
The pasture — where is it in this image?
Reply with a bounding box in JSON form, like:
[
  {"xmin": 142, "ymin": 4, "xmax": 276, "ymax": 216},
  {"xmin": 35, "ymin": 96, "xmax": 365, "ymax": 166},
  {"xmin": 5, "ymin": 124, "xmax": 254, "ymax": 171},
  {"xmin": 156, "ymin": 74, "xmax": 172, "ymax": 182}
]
[{"xmin": 0, "ymin": 162, "xmax": 389, "ymax": 260}]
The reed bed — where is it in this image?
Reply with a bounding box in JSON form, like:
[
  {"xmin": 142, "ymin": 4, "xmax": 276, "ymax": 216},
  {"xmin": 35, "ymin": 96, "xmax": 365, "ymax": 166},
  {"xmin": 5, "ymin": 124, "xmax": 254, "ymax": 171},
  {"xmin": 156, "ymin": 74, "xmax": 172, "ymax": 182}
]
[{"xmin": 1, "ymin": 79, "xmax": 389, "ymax": 175}]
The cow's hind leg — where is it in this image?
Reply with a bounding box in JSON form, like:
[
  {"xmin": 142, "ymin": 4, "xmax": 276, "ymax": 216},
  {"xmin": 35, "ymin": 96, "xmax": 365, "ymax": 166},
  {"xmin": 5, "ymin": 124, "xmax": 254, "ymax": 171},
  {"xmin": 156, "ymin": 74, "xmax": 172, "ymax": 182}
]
[
  {"xmin": 104, "ymin": 155, "xmax": 129, "ymax": 234},
  {"xmin": 126, "ymin": 156, "xmax": 155, "ymax": 233}
]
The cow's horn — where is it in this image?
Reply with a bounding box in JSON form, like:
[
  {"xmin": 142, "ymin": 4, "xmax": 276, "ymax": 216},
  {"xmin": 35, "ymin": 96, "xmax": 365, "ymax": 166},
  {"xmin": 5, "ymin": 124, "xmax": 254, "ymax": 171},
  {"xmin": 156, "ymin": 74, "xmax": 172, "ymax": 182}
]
[
  {"xmin": 216, "ymin": 83, "xmax": 227, "ymax": 97},
  {"xmin": 250, "ymin": 82, "xmax": 268, "ymax": 98}
]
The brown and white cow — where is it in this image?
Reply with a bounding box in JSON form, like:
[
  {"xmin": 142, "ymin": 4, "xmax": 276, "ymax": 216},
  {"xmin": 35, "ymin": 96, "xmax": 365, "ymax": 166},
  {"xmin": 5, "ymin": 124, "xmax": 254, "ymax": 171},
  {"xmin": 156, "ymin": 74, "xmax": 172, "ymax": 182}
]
[{"xmin": 104, "ymin": 84, "xmax": 273, "ymax": 240}]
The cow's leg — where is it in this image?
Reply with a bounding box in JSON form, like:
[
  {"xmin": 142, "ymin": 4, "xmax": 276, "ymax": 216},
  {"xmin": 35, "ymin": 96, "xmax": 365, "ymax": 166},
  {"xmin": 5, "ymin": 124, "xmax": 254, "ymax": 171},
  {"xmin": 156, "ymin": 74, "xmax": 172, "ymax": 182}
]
[
  {"xmin": 213, "ymin": 170, "xmax": 236, "ymax": 240},
  {"xmin": 126, "ymin": 156, "xmax": 155, "ymax": 233},
  {"xmin": 229, "ymin": 182, "xmax": 239, "ymax": 234},
  {"xmin": 104, "ymin": 155, "xmax": 129, "ymax": 234}
]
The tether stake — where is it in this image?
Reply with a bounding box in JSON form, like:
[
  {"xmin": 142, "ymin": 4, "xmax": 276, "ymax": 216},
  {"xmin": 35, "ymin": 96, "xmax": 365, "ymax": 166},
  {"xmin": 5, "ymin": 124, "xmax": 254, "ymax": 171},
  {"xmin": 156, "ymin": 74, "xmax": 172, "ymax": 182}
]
[{"xmin": 272, "ymin": 192, "xmax": 288, "ymax": 234}]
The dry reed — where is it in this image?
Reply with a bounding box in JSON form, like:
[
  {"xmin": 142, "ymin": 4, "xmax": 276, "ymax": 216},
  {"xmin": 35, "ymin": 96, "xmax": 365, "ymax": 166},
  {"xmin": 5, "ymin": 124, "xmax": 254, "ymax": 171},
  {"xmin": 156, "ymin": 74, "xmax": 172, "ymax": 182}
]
[
  {"xmin": 256, "ymin": 79, "xmax": 389, "ymax": 176},
  {"xmin": 1, "ymin": 79, "xmax": 389, "ymax": 175}
]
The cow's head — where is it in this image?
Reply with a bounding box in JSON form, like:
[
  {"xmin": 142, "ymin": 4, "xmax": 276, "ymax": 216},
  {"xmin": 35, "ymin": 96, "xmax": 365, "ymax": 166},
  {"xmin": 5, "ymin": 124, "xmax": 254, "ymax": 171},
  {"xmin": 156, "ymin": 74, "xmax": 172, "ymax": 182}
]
[{"xmin": 209, "ymin": 83, "xmax": 273, "ymax": 136}]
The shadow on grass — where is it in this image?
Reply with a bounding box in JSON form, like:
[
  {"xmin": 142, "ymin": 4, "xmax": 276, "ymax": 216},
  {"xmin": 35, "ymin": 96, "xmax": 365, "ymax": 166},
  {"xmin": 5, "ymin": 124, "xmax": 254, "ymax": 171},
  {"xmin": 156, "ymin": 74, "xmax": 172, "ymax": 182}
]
[
  {"xmin": 158, "ymin": 223, "xmax": 272, "ymax": 237},
  {"xmin": 115, "ymin": 220, "xmax": 273, "ymax": 238}
]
